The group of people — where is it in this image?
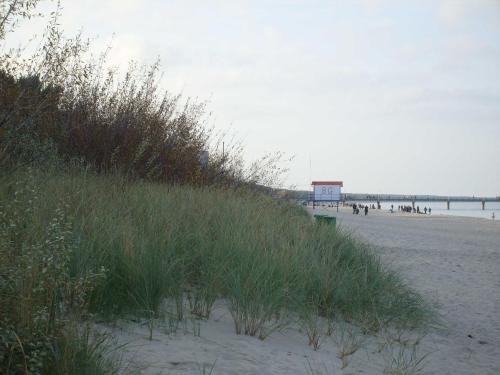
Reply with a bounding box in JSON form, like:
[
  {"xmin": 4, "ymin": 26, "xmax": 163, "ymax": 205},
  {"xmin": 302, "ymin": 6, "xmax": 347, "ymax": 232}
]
[
  {"xmin": 397, "ymin": 205, "xmax": 431, "ymax": 214},
  {"xmin": 352, "ymin": 203, "xmax": 369, "ymax": 216},
  {"xmin": 350, "ymin": 203, "xmax": 433, "ymax": 216}
]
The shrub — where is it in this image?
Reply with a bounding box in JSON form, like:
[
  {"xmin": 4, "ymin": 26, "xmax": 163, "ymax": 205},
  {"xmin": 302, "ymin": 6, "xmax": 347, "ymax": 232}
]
[
  {"xmin": 0, "ymin": 25, "xmax": 287, "ymax": 188},
  {"xmin": 0, "ymin": 169, "xmax": 107, "ymax": 374}
]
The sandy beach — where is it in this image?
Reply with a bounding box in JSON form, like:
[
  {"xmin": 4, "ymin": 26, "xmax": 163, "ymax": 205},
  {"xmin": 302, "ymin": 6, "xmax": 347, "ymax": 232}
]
[
  {"xmin": 108, "ymin": 207, "xmax": 500, "ymax": 375},
  {"xmin": 313, "ymin": 206, "xmax": 500, "ymax": 375}
]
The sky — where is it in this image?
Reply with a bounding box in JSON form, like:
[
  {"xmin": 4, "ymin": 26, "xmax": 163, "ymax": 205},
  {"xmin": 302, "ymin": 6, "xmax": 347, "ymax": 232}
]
[{"xmin": 6, "ymin": 0, "xmax": 500, "ymax": 196}]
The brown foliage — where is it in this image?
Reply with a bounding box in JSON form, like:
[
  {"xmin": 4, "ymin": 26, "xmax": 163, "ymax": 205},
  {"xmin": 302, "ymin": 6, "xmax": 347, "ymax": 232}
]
[{"xmin": 0, "ymin": 3, "xmax": 288, "ymax": 188}]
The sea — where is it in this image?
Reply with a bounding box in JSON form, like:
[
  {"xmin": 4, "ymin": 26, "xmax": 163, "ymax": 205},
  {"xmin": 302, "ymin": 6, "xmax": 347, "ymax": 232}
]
[{"xmin": 349, "ymin": 201, "xmax": 500, "ymax": 220}]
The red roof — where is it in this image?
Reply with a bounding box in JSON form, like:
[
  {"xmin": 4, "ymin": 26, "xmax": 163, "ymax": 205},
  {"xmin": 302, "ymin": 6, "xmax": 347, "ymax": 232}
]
[{"xmin": 311, "ymin": 181, "xmax": 343, "ymax": 187}]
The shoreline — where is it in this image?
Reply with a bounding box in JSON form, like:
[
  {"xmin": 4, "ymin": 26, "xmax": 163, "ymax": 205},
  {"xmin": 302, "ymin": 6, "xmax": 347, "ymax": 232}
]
[{"xmin": 311, "ymin": 205, "xmax": 499, "ymax": 222}]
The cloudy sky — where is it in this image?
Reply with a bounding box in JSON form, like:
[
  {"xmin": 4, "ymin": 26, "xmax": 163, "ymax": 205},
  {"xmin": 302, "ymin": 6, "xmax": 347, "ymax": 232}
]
[{"xmin": 9, "ymin": 0, "xmax": 500, "ymax": 196}]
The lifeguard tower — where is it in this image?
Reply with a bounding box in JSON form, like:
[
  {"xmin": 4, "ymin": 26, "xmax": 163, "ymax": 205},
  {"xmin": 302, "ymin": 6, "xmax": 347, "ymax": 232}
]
[{"xmin": 309, "ymin": 181, "xmax": 343, "ymax": 211}]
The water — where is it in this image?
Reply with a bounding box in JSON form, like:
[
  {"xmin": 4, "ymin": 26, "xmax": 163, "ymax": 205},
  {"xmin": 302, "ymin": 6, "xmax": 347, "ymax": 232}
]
[{"xmin": 349, "ymin": 200, "xmax": 500, "ymax": 220}]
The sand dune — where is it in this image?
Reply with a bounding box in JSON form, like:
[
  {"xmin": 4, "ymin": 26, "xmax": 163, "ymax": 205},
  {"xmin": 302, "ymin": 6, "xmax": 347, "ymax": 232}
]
[{"xmin": 108, "ymin": 207, "xmax": 500, "ymax": 374}]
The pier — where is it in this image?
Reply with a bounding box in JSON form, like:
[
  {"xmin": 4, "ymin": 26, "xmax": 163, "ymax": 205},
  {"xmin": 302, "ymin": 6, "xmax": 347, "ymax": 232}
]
[{"xmin": 342, "ymin": 195, "xmax": 500, "ymax": 210}]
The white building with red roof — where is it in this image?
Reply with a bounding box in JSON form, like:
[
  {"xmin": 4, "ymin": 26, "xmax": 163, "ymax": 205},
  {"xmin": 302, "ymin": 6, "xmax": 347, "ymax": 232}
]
[{"xmin": 311, "ymin": 181, "xmax": 343, "ymax": 202}]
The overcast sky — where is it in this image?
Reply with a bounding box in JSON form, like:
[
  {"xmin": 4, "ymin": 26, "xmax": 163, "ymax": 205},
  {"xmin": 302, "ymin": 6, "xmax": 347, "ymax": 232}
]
[{"xmin": 9, "ymin": 0, "xmax": 500, "ymax": 196}]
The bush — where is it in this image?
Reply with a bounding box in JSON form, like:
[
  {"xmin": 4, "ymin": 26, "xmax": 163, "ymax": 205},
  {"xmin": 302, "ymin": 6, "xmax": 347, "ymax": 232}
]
[
  {"xmin": 0, "ymin": 169, "xmax": 107, "ymax": 374},
  {"xmin": 0, "ymin": 36, "xmax": 286, "ymax": 188}
]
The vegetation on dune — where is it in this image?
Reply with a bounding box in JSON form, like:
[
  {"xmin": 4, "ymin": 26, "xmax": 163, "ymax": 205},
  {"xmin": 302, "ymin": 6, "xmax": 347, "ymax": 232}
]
[
  {"xmin": 0, "ymin": 1, "xmax": 432, "ymax": 373},
  {"xmin": 1, "ymin": 168, "xmax": 431, "ymax": 323},
  {"xmin": 0, "ymin": 166, "xmax": 432, "ymax": 373},
  {"xmin": 0, "ymin": 167, "xmax": 119, "ymax": 374},
  {"xmin": 0, "ymin": 2, "xmax": 287, "ymax": 188}
]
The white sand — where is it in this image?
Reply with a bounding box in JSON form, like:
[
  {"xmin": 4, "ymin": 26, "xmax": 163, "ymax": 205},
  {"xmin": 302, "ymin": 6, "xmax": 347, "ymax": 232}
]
[
  {"xmin": 107, "ymin": 207, "xmax": 500, "ymax": 374},
  {"xmin": 105, "ymin": 304, "xmax": 379, "ymax": 375},
  {"xmin": 312, "ymin": 206, "xmax": 500, "ymax": 375}
]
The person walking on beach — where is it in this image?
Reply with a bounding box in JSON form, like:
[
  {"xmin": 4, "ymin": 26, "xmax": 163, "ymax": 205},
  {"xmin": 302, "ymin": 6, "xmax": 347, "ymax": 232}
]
[
  {"xmin": 424, "ymin": 207, "xmax": 427, "ymax": 214},
  {"xmin": 353, "ymin": 203, "xmax": 357, "ymax": 214},
  {"xmin": 429, "ymin": 207, "xmax": 432, "ymax": 214},
  {"xmin": 364, "ymin": 206, "xmax": 368, "ymax": 216}
]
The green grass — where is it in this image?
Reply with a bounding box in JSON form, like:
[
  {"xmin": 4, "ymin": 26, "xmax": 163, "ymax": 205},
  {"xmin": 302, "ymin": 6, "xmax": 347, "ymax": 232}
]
[
  {"xmin": 0, "ymin": 168, "xmax": 431, "ymax": 336},
  {"xmin": 46, "ymin": 323, "xmax": 124, "ymax": 375}
]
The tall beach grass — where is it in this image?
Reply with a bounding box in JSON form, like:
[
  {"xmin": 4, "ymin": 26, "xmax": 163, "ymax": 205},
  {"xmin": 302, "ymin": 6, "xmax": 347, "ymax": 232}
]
[{"xmin": 1, "ymin": 168, "xmax": 431, "ymax": 331}]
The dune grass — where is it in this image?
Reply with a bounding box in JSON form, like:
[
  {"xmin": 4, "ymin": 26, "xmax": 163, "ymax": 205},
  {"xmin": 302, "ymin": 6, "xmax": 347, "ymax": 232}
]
[
  {"xmin": 0, "ymin": 167, "xmax": 433, "ymax": 373},
  {"xmin": 1, "ymin": 168, "xmax": 431, "ymax": 335}
]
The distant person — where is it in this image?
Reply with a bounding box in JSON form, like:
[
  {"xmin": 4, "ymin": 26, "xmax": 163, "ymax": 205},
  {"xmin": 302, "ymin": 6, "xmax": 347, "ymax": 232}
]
[
  {"xmin": 365, "ymin": 206, "xmax": 368, "ymax": 216},
  {"xmin": 391, "ymin": 204, "xmax": 394, "ymax": 211},
  {"xmin": 424, "ymin": 207, "xmax": 427, "ymax": 214},
  {"xmin": 429, "ymin": 207, "xmax": 432, "ymax": 214},
  {"xmin": 417, "ymin": 206, "xmax": 420, "ymax": 214},
  {"xmin": 353, "ymin": 203, "xmax": 357, "ymax": 214},
  {"xmin": 493, "ymin": 212, "xmax": 496, "ymax": 220}
]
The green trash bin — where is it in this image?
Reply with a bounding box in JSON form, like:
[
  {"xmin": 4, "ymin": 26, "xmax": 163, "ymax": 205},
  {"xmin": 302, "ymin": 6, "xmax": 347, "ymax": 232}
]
[{"xmin": 314, "ymin": 215, "xmax": 336, "ymax": 227}]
